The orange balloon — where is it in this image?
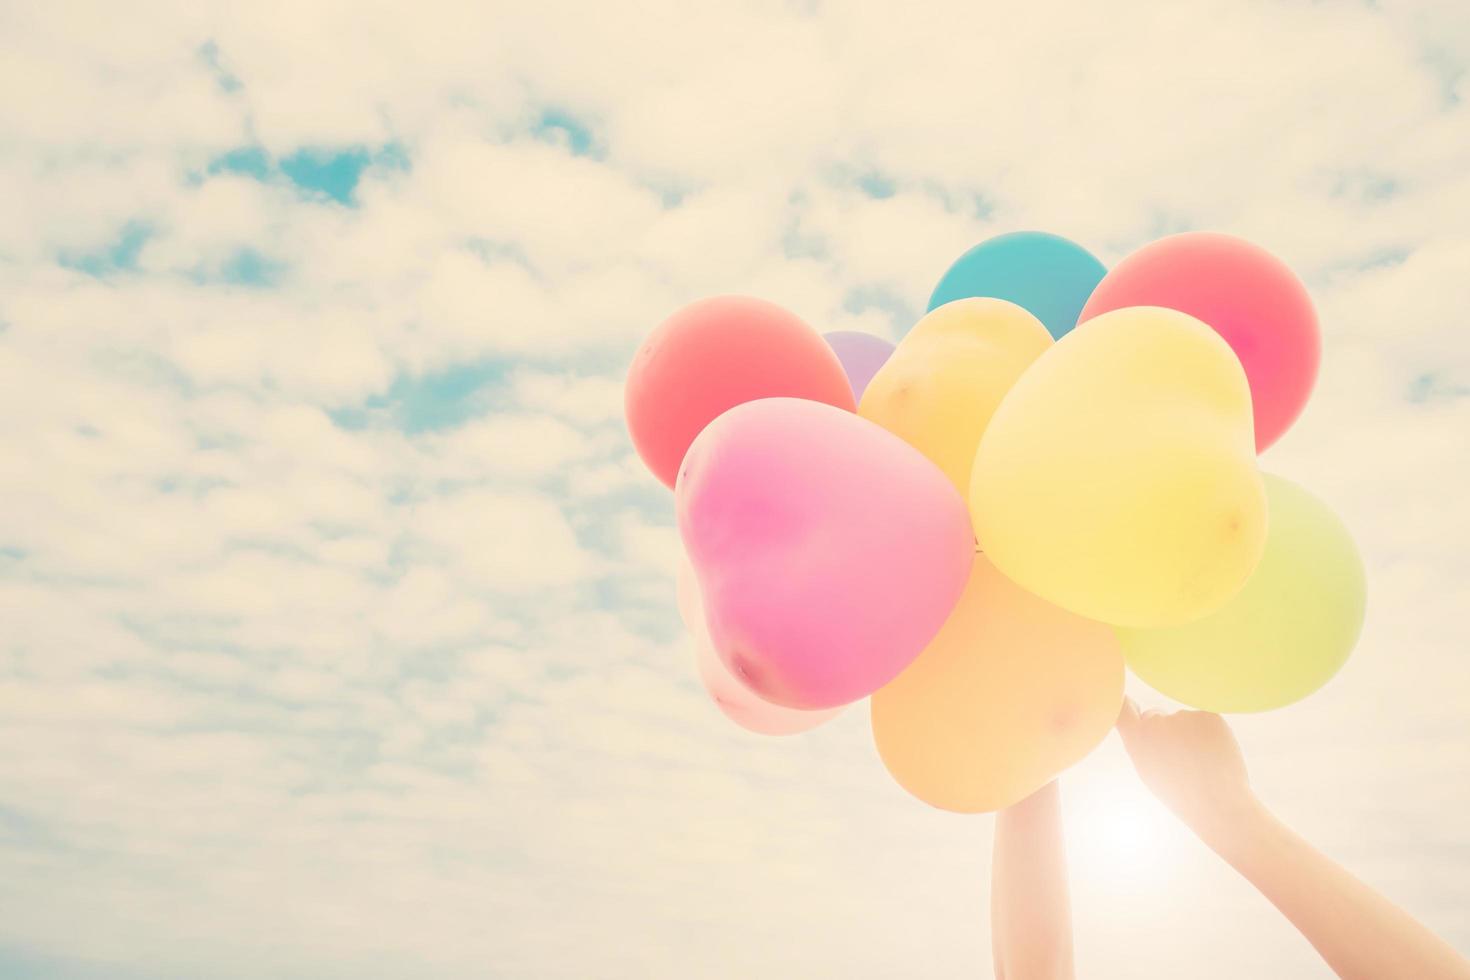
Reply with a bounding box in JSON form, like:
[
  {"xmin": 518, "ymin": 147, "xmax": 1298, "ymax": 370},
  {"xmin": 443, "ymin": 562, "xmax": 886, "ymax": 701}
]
[{"xmin": 871, "ymin": 556, "xmax": 1125, "ymax": 813}]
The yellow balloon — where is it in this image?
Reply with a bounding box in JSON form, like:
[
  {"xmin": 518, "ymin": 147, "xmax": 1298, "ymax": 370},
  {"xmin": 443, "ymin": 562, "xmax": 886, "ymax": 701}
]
[
  {"xmin": 970, "ymin": 306, "xmax": 1267, "ymax": 628},
  {"xmin": 871, "ymin": 556, "xmax": 1125, "ymax": 813},
  {"xmin": 859, "ymin": 298, "xmax": 1052, "ymax": 497},
  {"xmin": 1119, "ymin": 474, "xmax": 1366, "ymax": 712}
]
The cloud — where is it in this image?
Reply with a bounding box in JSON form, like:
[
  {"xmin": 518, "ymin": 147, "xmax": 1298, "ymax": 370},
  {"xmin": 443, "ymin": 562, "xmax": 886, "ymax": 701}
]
[
  {"xmin": 422, "ymin": 412, "xmax": 593, "ymax": 480},
  {"xmin": 507, "ymin": 368, "xmax": 625, "ymax": 426},
  {"xmin": 0, "ymin": 1, "xmax": 1468, "ymax": 978},
  {"xmin": 411, "ymin": 491, "xmax": 595, "ymax": 592}
]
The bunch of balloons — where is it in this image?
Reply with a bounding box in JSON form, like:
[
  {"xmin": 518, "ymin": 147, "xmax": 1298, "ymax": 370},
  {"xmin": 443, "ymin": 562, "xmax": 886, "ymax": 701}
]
[{"xmin": 624, "ymin": 231, "xmax": 1366, "ymax": 812}]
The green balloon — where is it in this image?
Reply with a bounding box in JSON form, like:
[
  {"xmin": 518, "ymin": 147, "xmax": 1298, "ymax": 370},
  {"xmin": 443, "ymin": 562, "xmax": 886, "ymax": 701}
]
[{"xmin": 1118, "ymin": 474, "xmax": 1366, "ymax": 713}]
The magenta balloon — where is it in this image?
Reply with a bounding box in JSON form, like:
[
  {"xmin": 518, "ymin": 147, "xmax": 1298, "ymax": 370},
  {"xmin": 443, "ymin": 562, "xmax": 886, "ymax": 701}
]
[
  {"xmin": 823, "ymin": 330, "xmax": 895, "ymax": 402},
  {"xmin": 677, "ymin": 558, "xmax": 843, "ymax": 735},
  {"xmin": 1079, "ymin": 233, "xmax": 1319, "ymax": 453},
  {"xmin": 693, "ymin": 635, "xmax": 844, "ymax": 734},
  {"xmin": 676, "ymin": 397, "xmax": 973, "ymax": 710}
]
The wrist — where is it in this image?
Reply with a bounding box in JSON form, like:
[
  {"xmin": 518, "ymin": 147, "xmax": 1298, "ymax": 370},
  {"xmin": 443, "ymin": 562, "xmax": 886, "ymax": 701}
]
[{"xmin": 1187, "ymin": 791, "xmax": 1271, "ymax": 859}]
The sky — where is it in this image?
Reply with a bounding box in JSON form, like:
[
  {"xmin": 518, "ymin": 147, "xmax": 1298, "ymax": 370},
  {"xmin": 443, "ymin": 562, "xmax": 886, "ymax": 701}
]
[{"xmin": 0, "ymin": 0, "xmax": 1468, "ymax": 977}]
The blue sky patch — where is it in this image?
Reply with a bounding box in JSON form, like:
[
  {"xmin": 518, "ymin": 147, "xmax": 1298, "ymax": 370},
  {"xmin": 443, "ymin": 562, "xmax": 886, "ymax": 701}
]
[
  {"xmin": 855, "ymin": 170, "xmax": 897, "ymax": 199},
  {"xmin": 842, "ymin": 284, "xmax": 917, "ymax": 329},
  {"xmin": 0, "ymin": 948, "xmax": 192, "ymax": 980},
  {"xmin": 1421, "ymin": 45, "xmax": 1465, "ymax": 107},
  {"xmin": 197, "ymin": 40, "xmax": 243, "ymax": 93},
  {"xmin": 58, "ymin": 221, "xmax": 153, "ymax": 277},
  {"xmin": 279, "ymin": 147, "xmax": 373, "ymax": 204},
  {"xmin": 533, "ymin": 108, "xmax": 597, "ymax": 157},
  {"xmin": 782, "ymin": 216, "xmax": 828, "ymax": 261},
  {"xmin": 208, "ymin": 146, "xmax": 271, "ymax": 181},
  {"xmin": 202, "ymin": 143, "xmax": 410, "ymax": 206},
  {"xmin": 1408, "ymin": 371, "xmax": 1470, "ymax": 404},
  {"xmin": 218, "ymin": 248, "xmax": 286, "ymax": 288},
  {"xmin": 1331, "ymin": 170, "xmax": 1400, "ymax": 203},
  {"xmin": 465, "ymin": 237, "xmax": 533, "ymax": 268},
  {"xmin": 329, "ymin": 360, "xmax": 513, "ymax": 434},
  {"xmin": 824, "ymin": 162, "xmax": 898, "ymax": 200}
]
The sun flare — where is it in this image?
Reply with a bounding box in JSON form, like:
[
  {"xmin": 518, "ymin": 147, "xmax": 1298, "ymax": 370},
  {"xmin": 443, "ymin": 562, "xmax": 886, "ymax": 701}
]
[{"xmin": 1066, "ymin": 778, "xmax": 1182, "ymax": 887}]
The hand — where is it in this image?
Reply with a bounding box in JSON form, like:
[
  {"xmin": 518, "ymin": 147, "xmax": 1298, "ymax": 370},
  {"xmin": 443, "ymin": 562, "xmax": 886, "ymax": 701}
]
[
  {"xmin": 1117, "ymin": 700, "xmax": 1470, "ymax": 980},
  {"xmin": 1115, "ymin": 698, "xmax": 1258, "ymax": 844}
]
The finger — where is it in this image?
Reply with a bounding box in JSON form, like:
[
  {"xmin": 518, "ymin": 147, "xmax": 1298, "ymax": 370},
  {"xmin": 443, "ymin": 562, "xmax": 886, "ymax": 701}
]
[
  {"xmin": 1116, "ymin": 696, "xmax": 1140, "ymax": 733},
  {"xmin": 1140, "ymin": 707, "xmax": 1169, "ymax": 726},
  {"xmin": 1115, "ymin": 696, "xmax": 1142, "ymax": 750}
]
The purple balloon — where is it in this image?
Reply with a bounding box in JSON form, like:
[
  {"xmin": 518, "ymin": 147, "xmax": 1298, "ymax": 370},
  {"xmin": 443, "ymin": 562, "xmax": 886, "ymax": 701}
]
[{"xmin": 823, "ymin": 331, "xmax": 895, "ymax": 402}]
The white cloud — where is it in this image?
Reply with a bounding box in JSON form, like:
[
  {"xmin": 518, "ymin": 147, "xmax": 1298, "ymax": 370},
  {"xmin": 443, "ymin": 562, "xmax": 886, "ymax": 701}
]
[
  {"xmin": 0, "ymin": 1, "xmax": 1468, "ymax": 978},
  {"xmin": 508, "ymin": 368, "xmax": 625, "ymax": 426},
  {"xmin": 416, "ymin": 249, "xmax": 558, "ymax": 361},
  {"xmin": 411, "ymin": 138, "xmax": 666, "ymax": 276},
  {"xmin": 411, "ymin": 491, "xmax": 594, "ymax": 592},
  {"xmin": 423, "ymin": 412, "xmax": 592, "ymax": 481}
]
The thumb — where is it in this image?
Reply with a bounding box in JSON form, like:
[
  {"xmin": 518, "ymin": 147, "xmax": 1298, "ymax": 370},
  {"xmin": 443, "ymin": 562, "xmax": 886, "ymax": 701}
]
[{"xmin": 1115, "ymin": 696, "xmax": 1141, "ymax": 746}]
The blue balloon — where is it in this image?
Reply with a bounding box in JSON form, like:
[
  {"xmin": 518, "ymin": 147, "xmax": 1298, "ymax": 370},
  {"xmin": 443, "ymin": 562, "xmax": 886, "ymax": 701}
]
[{"xmin": 927, "ymin": 231, "xmax": 1107, "ymax": 340}]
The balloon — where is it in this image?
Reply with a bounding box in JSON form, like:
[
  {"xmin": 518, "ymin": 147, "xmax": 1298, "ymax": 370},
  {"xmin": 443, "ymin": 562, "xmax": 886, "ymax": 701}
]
[
  {"xmin": 860, "ymin": 298, "xmax": 1052, "ymax": 497},
  {"xmin": 677, "ymin": 558, "xmax": 843, "ymax": 735},
  {"xmin": 1119, "ymin": 474, "xmax": 1366, "ymax": 713},
  {"xmin": 971, "ymin": 306, "xmax": 1267, "ymax": 629},
  {"xmin": 674, "ymin": 553, "xmax": 704, "ymax": 632},
  {"xmin": 626, "ymin": 296, "xmax": 855, "ymax": 488},
  {"xmin": 677, "ymin": 397, "xmax": 973, "ymax": 709},
  {"xmin": 872, "ymin": 555, "xmax": 1125, "ymax": 813},
  {"xmin": 1079, "ymin": 232, "xmax": 1319, "ymax": 453},
  {"xmin": 823, "ymin": 330, "xmax": 895, "ymax": 402},
  {"xmin": 927, "ymin": 231, "xmax": 1107, "ymax": 340}
]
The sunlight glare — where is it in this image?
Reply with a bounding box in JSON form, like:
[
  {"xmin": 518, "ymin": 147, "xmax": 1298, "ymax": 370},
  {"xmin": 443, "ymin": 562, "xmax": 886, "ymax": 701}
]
[{"xmin": 1065, "ymin": 771, "xmax": 1183, "ymax": 889}]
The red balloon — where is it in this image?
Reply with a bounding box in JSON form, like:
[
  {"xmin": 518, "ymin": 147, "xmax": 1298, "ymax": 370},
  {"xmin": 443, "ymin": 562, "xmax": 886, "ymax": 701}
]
[
  {"xmin": 1079, "ymin": 233, "xmax": 1319, "ymax": 453},
  {"xmin": 625, "ymin": 296, "xmax": 855, "ymax": 488}
]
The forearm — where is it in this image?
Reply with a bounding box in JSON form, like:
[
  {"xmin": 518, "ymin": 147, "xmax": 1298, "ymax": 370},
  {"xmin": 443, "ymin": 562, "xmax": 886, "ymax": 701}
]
[
  {"xmin": 1201, "ymin": 799, "xmax": 1470, "ymax": 980},
  {"xmin": 991, "ymin": 783, "xmax": 1075, "ymax": 980}
]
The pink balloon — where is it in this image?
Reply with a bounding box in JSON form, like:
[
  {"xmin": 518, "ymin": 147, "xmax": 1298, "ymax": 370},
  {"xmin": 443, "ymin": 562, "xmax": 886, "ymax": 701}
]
[
  {"xmin": 1079, "ymin": 232, "xmax": 1319, "ymax": 453},
  {"xmin": 676, "ymin": 397, "xmax": 973, "ymax": 710},
  {"xmin": 674, "ymin": 555, "xmax": 704, "ymax": 633},
  {"xmin": 677, "ymin": 558, "xmax": 843, "ymax": 735},
  {"xmin": 625, "ymin": 296, "xmax": 856, "ymax": 488}
]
